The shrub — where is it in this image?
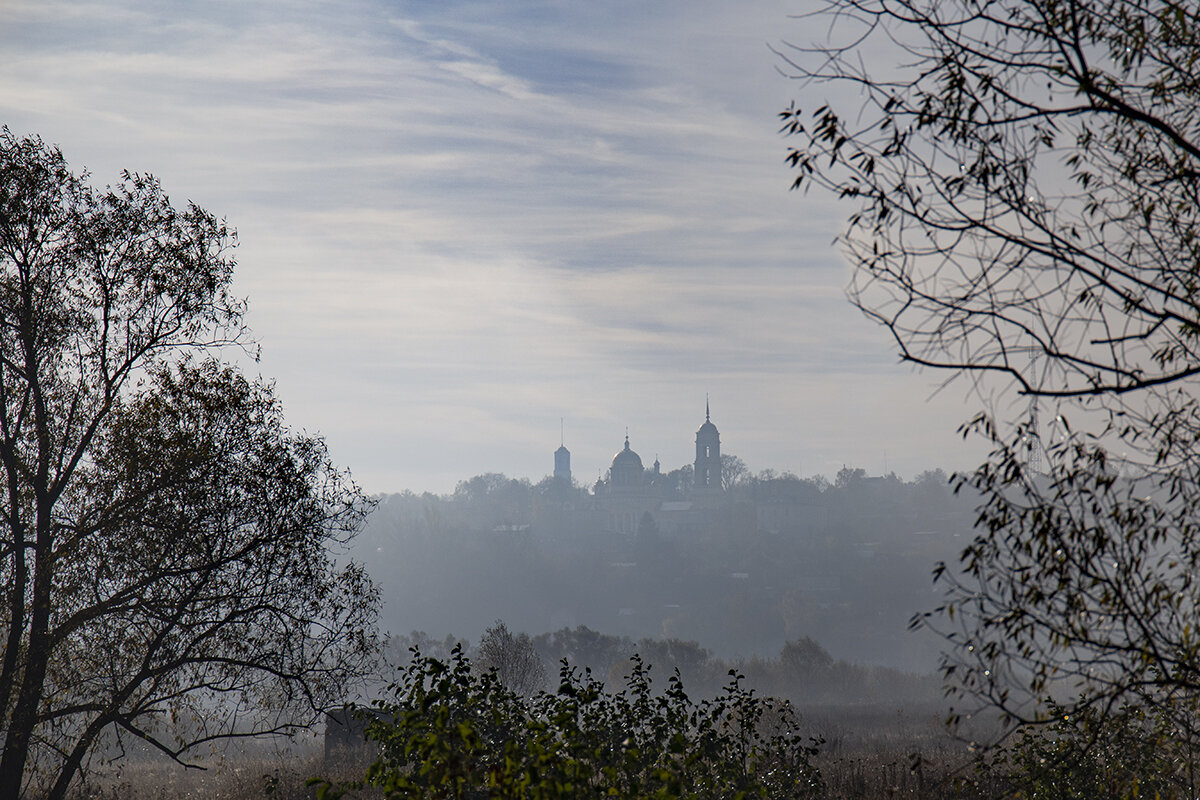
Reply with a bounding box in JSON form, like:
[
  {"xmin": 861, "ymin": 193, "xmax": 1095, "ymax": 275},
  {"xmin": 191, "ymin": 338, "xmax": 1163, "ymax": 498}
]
[
  {"xmin": 315, "ymin": 645, "xmax": 822, "ymax": 799},
  {"xmin": 985, "ymin": 703, "xmax": 1198, "ymax": 799}
]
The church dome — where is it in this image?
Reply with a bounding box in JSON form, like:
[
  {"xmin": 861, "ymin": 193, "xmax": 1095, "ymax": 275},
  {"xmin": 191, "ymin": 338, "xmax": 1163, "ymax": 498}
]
[{"xmin": 612, "ymin": 436, "xmax": 644, "ymax": 471}]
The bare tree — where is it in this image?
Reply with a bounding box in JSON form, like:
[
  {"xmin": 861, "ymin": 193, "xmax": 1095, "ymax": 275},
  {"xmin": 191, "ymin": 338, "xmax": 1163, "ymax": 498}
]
[
  {"xmin": 0, "ymin": 130, "xmax": 377, "ymax": 798},
  {"xmin": 781, "ymin": 0, "xmax": 1200, "ymax": 404},
  {"xmin": 778, "ymin": 0, "xmax": 1200, "ymax": 741},
  {"xmin": 476, "ymin": 621, "xmax": 546, "ymax": 696},
  {"xmin": 720, "ymin": 454, "xmax": 749, "ymax": 491}
]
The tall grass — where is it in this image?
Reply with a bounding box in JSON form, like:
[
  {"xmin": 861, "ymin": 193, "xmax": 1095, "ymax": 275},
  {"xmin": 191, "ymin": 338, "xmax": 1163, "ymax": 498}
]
[
  {"xmin": 73, "ymin": 752, "xmax": 341, "ymax": 800},
  {"xmin": 72, "ymin": 705, "xmax": 1001, "ymax": 799}
]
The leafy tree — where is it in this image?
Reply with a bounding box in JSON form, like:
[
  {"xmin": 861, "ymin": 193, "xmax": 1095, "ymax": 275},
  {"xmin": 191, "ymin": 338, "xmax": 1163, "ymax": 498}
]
[
  {"xmin": 531, "ymin": 626, "xmax": 632, "ymax": 676},
  {"xmin": 0, "ymin": 131, "xmax": 376, "ymax": 798},
  {"xmin": 779, "ymin": 637, "xmax": 834, "ymax": 678},
  {"xmin": 833, "ymin": 466, "xmax": 866, "ymax": 490},
  {"xmin": 532, "ymin": 474, "xmax": 584, "ymax": 505},
  {"xmin": 316, "ymin": 647, "xmax": 823, "ymax": 800},
  {"xmin": 779, "ymin": 0, "xmax": 1200, "ymax": 747},
  {"xmin": 662, "ymin": 464, "xmax": 694, "ymax": 497},
  {"xmin": 626, "ymin": 637, "xmax": 716, "ymax": 691},
  {"xmin": 453, "ymin": 473, "xmax": 533, "ymax": 528},
  {"xmin": 744, "ymin": 471, "xmax": 823, "ymax": 505}
]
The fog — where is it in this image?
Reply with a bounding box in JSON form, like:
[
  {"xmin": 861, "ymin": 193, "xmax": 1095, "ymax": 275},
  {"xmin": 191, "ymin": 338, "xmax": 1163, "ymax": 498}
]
[{"xmin": 354, "ymin": 443, "xmax": 978, "ymax": 678}]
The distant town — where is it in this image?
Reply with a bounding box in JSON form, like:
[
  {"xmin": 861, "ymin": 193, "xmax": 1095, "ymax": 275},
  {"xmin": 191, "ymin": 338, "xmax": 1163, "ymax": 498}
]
[{"xmin": 359, "ymin": 405, "xmax": 978, "ymax": 672}]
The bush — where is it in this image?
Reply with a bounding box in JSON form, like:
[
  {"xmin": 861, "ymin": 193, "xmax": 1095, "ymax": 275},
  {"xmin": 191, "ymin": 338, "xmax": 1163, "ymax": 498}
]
[
  {"xmin": 984, "ymin": 703, "xmax": 1198, "ymax": 799},
  {"xmin": 315, "ymin": 645, "xmax": 823, "ymax": 799}
]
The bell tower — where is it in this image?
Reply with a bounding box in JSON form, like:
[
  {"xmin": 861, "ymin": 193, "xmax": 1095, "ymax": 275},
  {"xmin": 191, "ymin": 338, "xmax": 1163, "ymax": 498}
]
[
  {"xmin": 554, "ymin": 418, "xmax": 571, "ymax": 484},
  {"xmin": 694, "ymin": 397, "xmax": 722, "ymax": 492}
]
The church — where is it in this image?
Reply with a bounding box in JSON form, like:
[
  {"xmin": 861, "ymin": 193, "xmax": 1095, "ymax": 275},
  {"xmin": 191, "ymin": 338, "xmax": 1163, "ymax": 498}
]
[{"xmin": 549, "ymin": 403, "xmax": 725, "ymax": 535}]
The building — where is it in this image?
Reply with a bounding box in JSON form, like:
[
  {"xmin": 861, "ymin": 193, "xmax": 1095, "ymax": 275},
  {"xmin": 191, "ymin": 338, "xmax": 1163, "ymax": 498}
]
[
  {"xmin": 556, "ymin": 404, "xmax": 724, "ymax": 534},
  {"xmin": 554, "ymin": 443, "xmax": 571, "ymax": 484},
  {"xmin": 693, "ymin": 399, "xmax": 721, "ymax": 494}
]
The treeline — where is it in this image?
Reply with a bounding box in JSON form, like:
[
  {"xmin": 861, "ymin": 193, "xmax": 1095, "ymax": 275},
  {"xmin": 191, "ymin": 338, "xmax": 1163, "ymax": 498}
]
[
  {"xmin": 377, "ymin": 464, "xmax": 967, "ymax": 533},
  {"xmin": 359, "ymin": 464, "xmax": 976, "ymax": 670},
  {"xmin": 384, "ymin": 622, "xmax": 941, "ymax": 708}
]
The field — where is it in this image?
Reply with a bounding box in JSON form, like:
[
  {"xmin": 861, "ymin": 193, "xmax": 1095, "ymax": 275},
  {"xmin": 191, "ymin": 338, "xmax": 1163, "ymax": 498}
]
[{"xmin": 74, "ymin": 704, "xmax": 1003, "ymax": 799}]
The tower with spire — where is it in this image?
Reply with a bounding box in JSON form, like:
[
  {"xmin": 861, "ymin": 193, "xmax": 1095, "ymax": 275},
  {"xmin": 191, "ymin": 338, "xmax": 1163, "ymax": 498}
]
[
  {"xmin": 554, "ymin": 418, "xmax": 572, "ymax": 484},
  {"xmin": 694, "ymin": 397, "xmax": 722, "ymax": 492}
]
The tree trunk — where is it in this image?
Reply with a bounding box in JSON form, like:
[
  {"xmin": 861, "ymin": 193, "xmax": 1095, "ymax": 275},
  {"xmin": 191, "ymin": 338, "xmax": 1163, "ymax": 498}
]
[
  {"xmin": 0, "ymin": 506, "xmax": 54, "ymax": 799},
  {"xmin": 0, "ymin": 524, "xmax": 26, "ymax": 724}
]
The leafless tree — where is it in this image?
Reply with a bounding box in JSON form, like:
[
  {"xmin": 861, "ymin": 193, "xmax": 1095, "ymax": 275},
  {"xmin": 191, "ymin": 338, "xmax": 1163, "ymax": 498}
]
[
  {"xmin": 720, "ymin": 454, "xmax": 750, "ymax": 491},
  {"xmin": 476, "ymin": 621, "xmax": 546, "ymax": 696}
]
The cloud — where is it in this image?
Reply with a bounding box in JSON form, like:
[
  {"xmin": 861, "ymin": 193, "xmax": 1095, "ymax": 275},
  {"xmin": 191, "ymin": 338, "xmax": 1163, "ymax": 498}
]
[{"xmin": 0, "ymin": 0, "xmax": 987, "ymax": 493}]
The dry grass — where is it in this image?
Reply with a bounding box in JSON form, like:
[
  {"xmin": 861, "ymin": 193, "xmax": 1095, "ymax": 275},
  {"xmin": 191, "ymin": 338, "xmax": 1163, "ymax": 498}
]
[
  {"xmin": 69, "ymin": 751, "xmax": 361, "ymax": 800},
  {"xmin": 67, "ymin": 706, "xmax": 1001, "ymax": 799},
  {"xmin": 802, "ymin": 703, "xmax": 1001, "ymax": 799},
  {"xmin": 75, "ymin": 749, "xmax": 991, "ymax": 800}
]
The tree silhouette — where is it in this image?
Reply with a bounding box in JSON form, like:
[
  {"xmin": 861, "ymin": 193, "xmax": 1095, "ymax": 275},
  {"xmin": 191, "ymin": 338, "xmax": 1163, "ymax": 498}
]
[
  {"xmin": 477, "ymin": 620, "xmax": 546, "ymax": 696},
  {"xmin": 779, "ymin": 0, "xmax": 1200, "ymax": 750},
  {"xmin": 0, "ymin": 130, "xmax": 376, "ymax": 798}
]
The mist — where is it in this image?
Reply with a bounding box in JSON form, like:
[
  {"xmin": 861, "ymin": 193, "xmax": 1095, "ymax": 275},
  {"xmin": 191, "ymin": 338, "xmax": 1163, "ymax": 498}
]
[{"xmin": 354, "ymin": 419, "xmax": 977, "ymax": 679}]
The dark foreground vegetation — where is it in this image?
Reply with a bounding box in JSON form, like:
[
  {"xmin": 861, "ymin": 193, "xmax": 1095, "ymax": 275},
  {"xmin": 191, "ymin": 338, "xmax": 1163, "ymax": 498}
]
[
  {"xmin": 319, "ymin": 647, "xmax": 824, "ymax": 799},
  {"xmin": 301, "ymin": 649, "xmax": 1198, "ymax": 800},
  {"xmin": 59, "ymin": 638, "xmax": 1200, "ymax": 798},
  {"xmin": 777, "ymin": 0, "xmax": 1200, "ymax": 795},
  {"xmin": 75, "ymin": 652, "xmax": 1190, "ymax": 800},
  {"xmin": 0, "ymin": 130, "xmax": 376, "ymax": 799},
  {"xmin": 75, "ymin": 718, "xmax": 1200, "ymax": 800}
]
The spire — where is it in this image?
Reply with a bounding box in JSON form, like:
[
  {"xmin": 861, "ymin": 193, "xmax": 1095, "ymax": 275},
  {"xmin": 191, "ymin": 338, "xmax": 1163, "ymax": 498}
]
[
  {"xmin": 560, "ymin": 417, "xmax": 564, "ymax": 447},
  {"xmin": 706, "ymin": 394, "xmax": 710, "ymax": 422}
]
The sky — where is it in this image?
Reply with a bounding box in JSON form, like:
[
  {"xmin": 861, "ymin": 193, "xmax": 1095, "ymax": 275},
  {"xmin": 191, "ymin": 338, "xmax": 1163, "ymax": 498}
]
[{"xmin": 1, "ymin": 0, "xmax": 994, "ymax": 494}]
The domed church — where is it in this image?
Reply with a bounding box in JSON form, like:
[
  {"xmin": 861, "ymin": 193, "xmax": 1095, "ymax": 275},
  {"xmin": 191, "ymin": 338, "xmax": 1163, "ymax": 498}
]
[
  {"xmin": 569, "ymin": 404, "xmax": 724, "ymax": 534},
  {"xmin": 610, "ymin": 435, "xmax": 644, "ymax": 487},
  {"xmin": 602, "ymin": 433, "xmax": 665, "ymax": 492}
]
